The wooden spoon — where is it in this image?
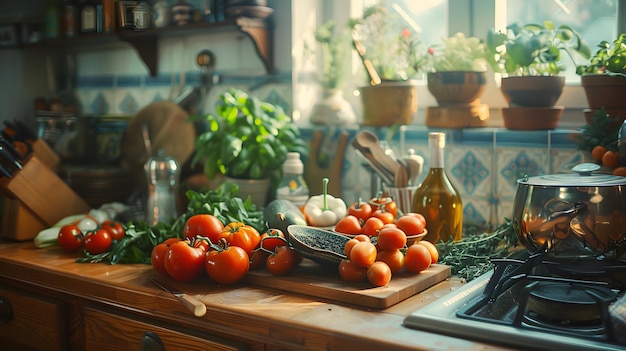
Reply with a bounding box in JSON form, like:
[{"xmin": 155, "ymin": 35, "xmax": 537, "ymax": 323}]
[{"xmin": 353, "ymin": 131, "xmax": 400, "ymax": 178}]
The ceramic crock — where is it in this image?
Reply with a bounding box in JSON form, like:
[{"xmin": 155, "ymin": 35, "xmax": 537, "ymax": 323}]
[{"xmin": 512, "ymin": 163, "xmax": 626, "ymax": 258}]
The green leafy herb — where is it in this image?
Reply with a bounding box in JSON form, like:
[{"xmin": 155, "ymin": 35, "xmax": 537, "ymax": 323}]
[
  {"xmin": 435, "ymin": 219, "xmax": 523, "ymax": 282},
  {"xmin": 576, "ymin": 108, "xmax": 621, "ymax": 152},
  {"xmin": 76, "ymin": 182, "xmax": 267, "ymax": 265}
]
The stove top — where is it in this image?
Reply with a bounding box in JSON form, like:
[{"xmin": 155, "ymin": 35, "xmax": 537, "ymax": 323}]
[
  {"xmin": 403, "ymin": 251, "xmax": 626, "ymax": 351},
  {"xmin": 403, "ymin": 273, "xmax": 625, "ymax": 351}
]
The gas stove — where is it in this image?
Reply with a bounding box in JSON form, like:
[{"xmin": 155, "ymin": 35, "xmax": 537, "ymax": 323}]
[{"xmin": 403, "ymin": 251, "xmax": 626, "ymax": 351}]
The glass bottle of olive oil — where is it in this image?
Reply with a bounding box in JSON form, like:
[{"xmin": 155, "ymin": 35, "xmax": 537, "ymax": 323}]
[{"xmin": 412, "ymin": 132, "xmax": 463, "ymax": 243}]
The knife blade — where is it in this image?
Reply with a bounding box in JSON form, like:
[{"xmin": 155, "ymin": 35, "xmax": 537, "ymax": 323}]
[{"xmin": 150, "ymin": 278, "xmax": 207, "ymax": 317}]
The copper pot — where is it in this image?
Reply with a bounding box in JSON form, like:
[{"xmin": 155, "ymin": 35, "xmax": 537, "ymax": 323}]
[{"xmin": 512, "ymin": 163, "xmax": 626, "ymax": 258}]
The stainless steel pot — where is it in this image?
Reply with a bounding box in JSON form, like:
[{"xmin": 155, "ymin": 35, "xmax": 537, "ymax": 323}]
[{"xmin": 512, "ymin": 163, "xmax": 626, "ymax": 258}]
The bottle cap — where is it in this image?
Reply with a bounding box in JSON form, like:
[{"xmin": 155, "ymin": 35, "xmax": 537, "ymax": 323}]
[{"xmin": 283, "ymin": 152, "xmax": 303, "ymax": 174}]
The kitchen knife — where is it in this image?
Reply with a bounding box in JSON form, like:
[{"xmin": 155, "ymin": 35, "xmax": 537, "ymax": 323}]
[{"xmin": 150, "ymin": 278, "xmax": 207, "ymax": 317}]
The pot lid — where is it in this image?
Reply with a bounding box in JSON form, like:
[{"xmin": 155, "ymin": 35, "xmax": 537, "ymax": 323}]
[{"xmin": 518, "ymin": 163, "xmax": 626, "ymax": 186}]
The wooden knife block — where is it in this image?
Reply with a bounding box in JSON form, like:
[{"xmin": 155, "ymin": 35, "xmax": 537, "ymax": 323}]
[{"xmin": 0, "ymin": 155, "xmax": 89, "ymax": 241}]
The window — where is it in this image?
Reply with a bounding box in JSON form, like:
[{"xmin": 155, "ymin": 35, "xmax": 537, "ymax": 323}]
[
  {"xmin": 503, "ymin": 0, "xmax": 619, "ymax": 83},
  {"xmin": 292, "ymin": 0, "xmax": 625, "ymax": 127}
]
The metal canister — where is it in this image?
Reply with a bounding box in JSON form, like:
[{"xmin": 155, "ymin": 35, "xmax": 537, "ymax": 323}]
[
  {"xmin": 133, "ymin": 1, "xmax": 151, "ymax": 30},
  {"xmin": 144, "ymin": 149, "xmax": 180, "ymax": 225}
]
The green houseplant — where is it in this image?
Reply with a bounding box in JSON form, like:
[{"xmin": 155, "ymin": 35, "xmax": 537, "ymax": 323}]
[
  {"xmin": 348, "ymin": 2, "xmax": 428, "ymax": 126},
  {"xmin": 576, "ymin": 33, "xmax": 626, "ymax": 113},
  {"xmin": 191, "ymin": 88, "xmax": 308, "ymax": 206},
  {"xmin": 307, "ymin": 20, "xmax": 356, "ymax": 126},
  {"xmin": 425, "ymin": 32, "xmax": 489, "ymax": 106},
  {"xmin": 486, "ymin": 20, "xmax": 590, "ymax": 129}
]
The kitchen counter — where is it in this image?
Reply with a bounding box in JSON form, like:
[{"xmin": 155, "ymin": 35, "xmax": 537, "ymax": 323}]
[{"xmin": 0, "ymin": 241, "xmax": 517, "ymax": 351}]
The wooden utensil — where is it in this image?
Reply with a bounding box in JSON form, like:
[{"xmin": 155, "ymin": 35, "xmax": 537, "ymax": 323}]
[{"xmin": 353, "ymin": 131, "xmax": 400, "ymax": 183}]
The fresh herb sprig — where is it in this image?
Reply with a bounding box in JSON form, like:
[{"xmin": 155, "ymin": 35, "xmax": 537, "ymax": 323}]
[
  {"xmin": 576, "ymin": 108, "xmax": 621, "ymax": 152},
  {"xmin": 76, "ymin": 182, "xmax": 267, "ymax": 265},
  {"xmin": 435, "ymin": 219, "xmax": 522, "ymax": 282}
]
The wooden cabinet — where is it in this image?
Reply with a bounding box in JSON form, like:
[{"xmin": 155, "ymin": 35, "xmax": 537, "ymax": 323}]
[
  {"xmin": 83, "ymin": 306, "xmax": 247, "ymax": 351},
  {"xmin": 0, "ymin": 281, "xmax": 264, "ymax": 351},
  {"xmin": 0, "ymin": 286, "xmax": 67, "ymax": 351}
]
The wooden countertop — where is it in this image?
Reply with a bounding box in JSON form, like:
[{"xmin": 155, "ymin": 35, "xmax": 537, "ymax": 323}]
[{"xmin": 0, "ymin": 241, "xmax": 517, "ymax": 351}]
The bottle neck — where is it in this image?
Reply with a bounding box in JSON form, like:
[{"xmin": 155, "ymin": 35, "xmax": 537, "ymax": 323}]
[{"xmin": 429, "ymin": 137, "xmax": 445, "ymax": 169}]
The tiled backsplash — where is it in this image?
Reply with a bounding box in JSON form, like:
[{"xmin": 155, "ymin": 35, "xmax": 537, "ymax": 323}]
[{"xmin": 75, "ymin": 72, "xmax": 587, "ymax": 232}]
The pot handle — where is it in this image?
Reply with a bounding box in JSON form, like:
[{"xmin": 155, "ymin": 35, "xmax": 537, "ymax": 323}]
[{"xmin": 545, "ymin": 199, "xmax": 586, "ymax": 220}]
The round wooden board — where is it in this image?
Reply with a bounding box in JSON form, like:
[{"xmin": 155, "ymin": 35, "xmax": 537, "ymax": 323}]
[{"xmin": 120, "ymin": 101, "xmax": 196, "ymax": 190}]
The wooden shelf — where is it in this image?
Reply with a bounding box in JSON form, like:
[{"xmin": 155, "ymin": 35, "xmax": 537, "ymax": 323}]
[{"xmin": 12, "ymin": 17, "xmax": 273, "ymax": 76}]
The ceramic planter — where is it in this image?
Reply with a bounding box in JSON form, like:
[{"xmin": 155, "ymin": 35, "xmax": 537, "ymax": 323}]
[
  {"xmin": 427, "ymin": 71, "xmax": 487, "ymax": 105},
  {"xmin": 309, "ymin": 89, "xmax": 356, "ymax": 126},
  {"xmin": 581, "ymin": 74, "xmax": 626, "ymax": 110},
  {"xmin": 359, "ymin": 81, "xmax": 417, "ymax": 126},
  {"xmin": 500, "ymin": 76, "xmax": 565, "ymax": 130},
  {"xmin": 500, "ymin": 76, "xmax": 565, "ymax": 107}
]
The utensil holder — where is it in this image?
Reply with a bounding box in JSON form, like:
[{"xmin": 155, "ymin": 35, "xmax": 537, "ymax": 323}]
[{"xmin": 383, "ymin": 186, "xmax": 418, "ymax": 215}]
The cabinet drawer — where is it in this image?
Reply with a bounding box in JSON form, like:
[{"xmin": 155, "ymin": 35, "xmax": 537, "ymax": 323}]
[
  {"xmin": 84, "ymin": 306, "xmax": 248, "ymax": 351},
  {"xmin": 0, "ymin": 286, "xmax": 67, "ymax": 350}
]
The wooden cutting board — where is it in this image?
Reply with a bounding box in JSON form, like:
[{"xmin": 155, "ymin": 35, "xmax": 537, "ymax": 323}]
[{"xmin": 244, "ymin": 259, "xmax": 450, "ymax": 309}]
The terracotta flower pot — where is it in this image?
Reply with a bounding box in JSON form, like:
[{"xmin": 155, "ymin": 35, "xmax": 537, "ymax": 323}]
[
  {"xmin": 359, "ymin": 81, "xmax": 417, "ymax": 126},
  {"xmin": 502, "ymin": 106, "xmax": 564, "ymax": 130},
  {"xmin": 500, "ymin": 76, "xmax": 565, "ymax": 107},
  {"xmin": 427, "ymin": 71, "xmax": 487, "ymax": 105},
  {"xmin": 581, "ymin": 74, "xmax": 626, "ymax": 110}
]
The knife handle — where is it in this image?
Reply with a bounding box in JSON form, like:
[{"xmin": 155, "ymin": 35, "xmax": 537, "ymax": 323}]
[{"xmin": 178, "ymin": 294, "xmax": 207, "ymax": 317}]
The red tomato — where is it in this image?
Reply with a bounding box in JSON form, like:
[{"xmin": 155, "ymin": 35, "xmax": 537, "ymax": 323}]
[
  {"xmin": 376, "ymin": 226, "xmax": 407, "ymax": 251},
  {"xmin": 347, "ymin": 201, "xmax": 373, "ymax": 221},
  {"xmin": 101, "ymin": 220, "xmax": 125, "ymax": 241},
  {"xmin": 249, "ymin": 250, "xmax": 270, "ymax": 270},
  {"xmin": 334, "ymin": 215, "xmax": 363, "ymax": 235},
  {"xmin": 369, "ymin": 195, "xmax": 398, "ymax": 218},
  {"xmin": 338, "ymin": 259, "xmax": 367, "ymax": 282},
  {"xmin": 151, "ymin": 238, "xmax": 181, "ymax": 276},
  {"xmin": 57, "ymin": 224, "xmax": 84, "ymax": 252},
  {"xmin": 205, "ymin": 245, "xmax": 249, "ymax": 284},
  {"xmin": 362, "ymin": 217, "xmax": 384, "ymax": 237},
  {"xmin": 266, "ymin": 246, "xmax": 301, "ymax": 275},
  {"xmin": 371, "ymin": 210, "xmax": 395, "ymax": 225},
  {"xmin": 405, "ymin": 212, "xmax": 427, "ymax": 227},
  {"xmin": 183, "ymin": 214, "xmax": 224, "ymax": 243},
  {"xmin": 376, "ymin": 249, "xmax": 405, "ymax": 273},
  {"xmin": 343, "ymin": 234, "xmax": 371, "ymax": 256},
  {"xmin": 417, "ymin": 241, "xmax": 439, "ymax": 264},
  {"xmin": 349, "ymin": 241, "xmax": 377, "ymax": 268},
  {"xmin": 83, "ymin": 229, "xmax": 112, "ymax": 255},
  {"xmin": 259, "ymin": 229, "xmax": 287, "ymax": 252},
  {"xmin": 164, "ymin": 240, "xmax": 206, "ymax": 282},
  {"xmin": 404, "ymin": 244, "xmax": 432, "ymax": 273},
  {"xmin": 395, "ymin": 215, "xmax": 425, "ymax": 236},
  {"xmin": 218, "ymin": 222, "xmax": 261, "ymax": 256},
  {"xmin": 367, "ymin": 261, "xmax": 392, "ymax": 286}
]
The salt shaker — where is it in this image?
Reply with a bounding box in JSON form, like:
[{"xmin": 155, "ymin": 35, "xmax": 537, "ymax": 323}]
[{"xmin": 145, "ymin": 149, "xmax": 180, "ymax": 225}]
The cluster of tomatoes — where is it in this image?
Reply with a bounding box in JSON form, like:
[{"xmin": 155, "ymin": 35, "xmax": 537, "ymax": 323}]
[
  {"xmin": 150, "ymin": 214, "xmax": 303, "ymax": 284},
  {"xmin": 335, "ymin": 197, "xmax": 426, "ymax": 237},
  {"xmin": 591, "ymin": 145, "xmax": 626, "ymax": 176},
  {"xmin": 57, "ymin": 220, "xmax": 125, "ymax": 254},
  {"xmin": 338, "ymin": 232, "xmax": 437, "ymax": 286},
  {"xmin": 331, "ymin": 196, "xmax": 437, "ymax": 286}
]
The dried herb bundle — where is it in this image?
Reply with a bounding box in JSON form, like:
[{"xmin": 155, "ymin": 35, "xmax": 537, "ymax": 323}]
[{"xmin": 435, "ymin": 219, "xmax": 523, "ymax": 282}]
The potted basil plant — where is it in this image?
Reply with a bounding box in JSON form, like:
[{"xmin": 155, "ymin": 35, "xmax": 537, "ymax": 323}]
[
  {"xmin": 576, "ymin": 33, "xmax": 626, "ymax": 114},
  {"xmin": 191, "ymin": 88, "xmax": 309, "ymax": 207},
  {"xmin": 486, "ymin": 20, "xmax": 590, "ymax": 129}
]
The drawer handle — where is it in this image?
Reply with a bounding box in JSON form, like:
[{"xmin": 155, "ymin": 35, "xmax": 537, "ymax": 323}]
[
  {"xmin": 140, "ymin": 331, "xmax": 164, "ymax": 351},
  {"xmin": 0, "ymin": 296, "xmax": 13, "ymax": 324}
]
